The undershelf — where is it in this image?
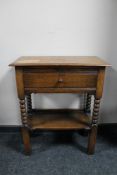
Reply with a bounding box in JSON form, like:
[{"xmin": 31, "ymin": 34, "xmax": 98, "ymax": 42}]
[{"xmin": 28, "ymin": 109, "xmax": 91, "ymax": 130}]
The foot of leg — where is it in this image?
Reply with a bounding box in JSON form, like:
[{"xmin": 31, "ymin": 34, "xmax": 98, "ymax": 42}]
[
  {"xmin": 21, "ymin": 127, "xmax": 31, "ymax": 155},
  {"xmin": 87, "ymin": 126, "xmax": 97, "ymax": 154}
]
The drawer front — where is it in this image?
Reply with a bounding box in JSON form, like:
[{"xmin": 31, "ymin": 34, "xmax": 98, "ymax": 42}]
[
  {"xmin": 24, "ymin": 72, "xmax": 59, "ymax": 88},
  {"xmin": 59, "ymin": 71, "xmax": 97, "ymax": 88},
  {"xmin": 23, "ymin": 69, "xmax": 97, "ymax": 88}
]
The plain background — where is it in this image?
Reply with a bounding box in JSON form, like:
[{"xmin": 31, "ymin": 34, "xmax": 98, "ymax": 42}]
[{"xmin": 0, "ymin": 0, "xmax": 117, "ymax": 125}]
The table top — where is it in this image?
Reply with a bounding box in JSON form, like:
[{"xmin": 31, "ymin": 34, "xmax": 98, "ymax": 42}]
[{"xmin": 9, "ymin": 56, "xmax": 110, "ymax": 67}]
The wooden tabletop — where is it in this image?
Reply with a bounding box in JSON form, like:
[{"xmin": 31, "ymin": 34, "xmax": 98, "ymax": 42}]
[{"xmin": 9, "ymin": 56, "xmax": 110, "ymax": 67}]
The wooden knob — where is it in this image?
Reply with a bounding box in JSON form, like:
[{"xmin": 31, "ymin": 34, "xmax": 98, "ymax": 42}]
[{"xmin": 58, "ymin": 78, "xmax": 63, "ymax": 83}]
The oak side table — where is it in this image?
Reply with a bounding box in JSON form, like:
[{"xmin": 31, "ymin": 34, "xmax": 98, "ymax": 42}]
[{"xmin": 9, "ymin": 56, "xmax": 110, "ymax": 155}]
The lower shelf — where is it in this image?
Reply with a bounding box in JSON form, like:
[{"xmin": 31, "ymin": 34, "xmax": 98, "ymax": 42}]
[{"xmin": 28, "ymin": 109, "xmax": 91, "ymax": 130}]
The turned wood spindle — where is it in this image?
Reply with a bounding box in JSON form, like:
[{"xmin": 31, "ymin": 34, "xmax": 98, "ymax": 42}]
[
  {"xmin": 20, "ymin": 99, "xmax": 28, "ymax": 127},
  {"xmin": 27, "ymin": 94, "xmax": 32, "ymax": 114},
  {"xmin": 92, "ymin": 98, "xmax": 100, "ymax": 126},
  {"xmin": 86, "ymin": 94, "xmax": 92, "ymax": 113},
  {"xmin": 87, "ymin": 97, "xmax": 101, "ymax": 154}
]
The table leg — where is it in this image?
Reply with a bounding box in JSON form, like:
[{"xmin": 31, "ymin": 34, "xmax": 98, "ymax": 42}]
[
  {"xmin": 27, "ymin": 94, "xmax": 32, "ymax": 115},
  {"xmin": 87, "ymin": 97, "xmax": 100, "ymax": 154},
  {"xmin": 19, "ymin": 98, "xmax": 31, "ymax": 154},
  {"xmin": 85, "ymin": 94, "xmax": 91, "ymax": 113},
  {"xmin": 79, "ymin": 94, "xmax": 91, "ymax": 137},
  {"xmin": 21, "ymin": 127, "xmax": 31, "ymax": 155}
]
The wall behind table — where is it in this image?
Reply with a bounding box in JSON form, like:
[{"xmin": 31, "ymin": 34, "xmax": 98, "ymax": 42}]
[{"xmin": 0, "ymin": 0, "xmax": 117, "ymax": 125}]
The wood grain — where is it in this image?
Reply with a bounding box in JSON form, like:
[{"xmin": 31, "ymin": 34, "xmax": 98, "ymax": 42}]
[
  {"xmin": 87, "ymin": 126, "xmax": 97, "ymax": 155},
  {"xmin": 15, "ymin": 68, "xmax": 24, "ymax": 98},
  {"xmin": 88, "ymin": 97, "xmax": 101, "ymax": 154},
  {"xmin": 96, "ymin": 68, "xmax": 105, "ymax": 98},
  {"xmin": 28, "ymin": 109, "xmax": 91, "ymax": 130},
  {"xmin": 24, "ymin": 70, "xmax": 97, "ymax": 88},
  {"xmin": 24, "ymin": 87, "xmax": 96, "ymax": 94},
  {"xmin": 9, "ymin": 56, "xmax": 110, "ymax": 67},
  {"xmin": 21, "ymin": 127, "xmax": 31, "ymax": 155}
]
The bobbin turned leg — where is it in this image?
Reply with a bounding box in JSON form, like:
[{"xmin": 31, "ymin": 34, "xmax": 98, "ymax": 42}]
[
  {"xmin": 15, "ymin": 68, "xmax": 31, "ymax": 155},
  {"xmin": 85, "ymin": 94, "xmax": 92, "ymax": 113},
  {"xmin": 87, "ymin": 97, "xmax": 101, "ymax": 154},
  {"xmin": 27, "ymin": 94, "xmax": 32, "ymax": 115},
  {"xmin": 79, "ymin": 94, "xmax": 92, "ymax": 136},
  {"xmin": 20, "ymin": 99, "xmax": 31, "ymax": 155}
]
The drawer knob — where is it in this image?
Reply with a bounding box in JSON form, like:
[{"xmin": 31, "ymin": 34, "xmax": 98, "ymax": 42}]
[{"xmin": 58, "ymin": 78, "xmax": 63, "ymax": 83}]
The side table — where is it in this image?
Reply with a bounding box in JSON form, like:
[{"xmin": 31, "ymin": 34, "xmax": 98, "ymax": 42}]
[{"xmin": 9, "ymin": 56, "xmax": 110, "ymax": 155}]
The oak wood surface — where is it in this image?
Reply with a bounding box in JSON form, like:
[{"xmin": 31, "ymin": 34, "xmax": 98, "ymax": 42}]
[
  {"xmin": 15, "ymin": 68, "xmax": 24, "ymax": 98},
  {"xmin": 24, "ymin": 87, "xmax": 96, "ymax": 94},
  {"xmin": 96, "ymin": 68, "xmax": 105, "ymax": 98},
  {"xmin": 24, "ymin": 70, "xmax": 97, "ymax": 88},
  {"xmin": 21, "ymin": 127, "xmax": 31, "ymax": 155},
  {"xmin": 88, "ymin": 126, "xmax": 97, "ymax": 155},
  {"xmin": 28, "ymin": 109, "xmax": 90, "ymax": 130},
  {"xmin": 9, "ymin": 56, "xmax": 110, "ymax": 67},
  {"xmin": 87, "ymin": 97, "xmax": 101, "ymax": 154}
]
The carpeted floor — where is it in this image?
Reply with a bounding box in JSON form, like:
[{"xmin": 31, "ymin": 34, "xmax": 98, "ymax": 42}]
[{"xmin": 0, "ymin": 126, "xmax": 117, "ymax": 175}]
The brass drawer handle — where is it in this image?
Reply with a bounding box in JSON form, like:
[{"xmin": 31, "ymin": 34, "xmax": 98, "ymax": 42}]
[{"xmin": 58, "ymin": 78, "xmax": 63, "ymax": 83}]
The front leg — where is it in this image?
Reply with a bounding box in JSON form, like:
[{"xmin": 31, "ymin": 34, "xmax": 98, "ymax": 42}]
[{"xmin": 87, "ymin": 97, "xmax": 101, "ymax": 154}]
